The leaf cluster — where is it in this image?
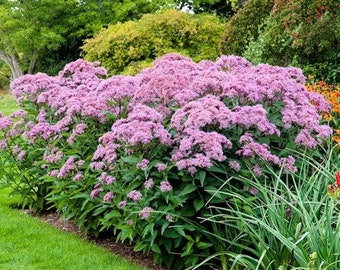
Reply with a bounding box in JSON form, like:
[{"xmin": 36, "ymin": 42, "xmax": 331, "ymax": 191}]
[{"xmin": 222, "ymin": 0, "xmax": 340, "ymax": 83}]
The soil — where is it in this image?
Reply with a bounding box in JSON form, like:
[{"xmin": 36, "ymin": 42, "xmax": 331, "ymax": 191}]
[{"xmin": 23, "ymin": 210, "xmax": 167, "ymax": 270}]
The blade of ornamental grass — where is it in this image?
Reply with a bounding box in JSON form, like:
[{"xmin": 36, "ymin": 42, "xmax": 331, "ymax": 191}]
[
  {"xmin": 196, "ymin": 145, "xmax": 340, "ymax": 269},
  {"xmin": 0, "ymin": 188, "xmax": 147, "ymax": 270}
]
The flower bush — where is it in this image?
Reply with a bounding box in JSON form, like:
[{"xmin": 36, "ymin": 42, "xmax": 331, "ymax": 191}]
[{"xmin": 0, "ymin": 54, "xmax": 333, "ymax": 268}]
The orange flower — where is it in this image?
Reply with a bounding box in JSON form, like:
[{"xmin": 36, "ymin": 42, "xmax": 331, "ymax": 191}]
[
  {"xmin": 322, "ymin": 113, "xmax": 333, "ymax": 121},
  {"xmin": 332, "ymin": 135, "xmax": 340, "ymax": 144}
]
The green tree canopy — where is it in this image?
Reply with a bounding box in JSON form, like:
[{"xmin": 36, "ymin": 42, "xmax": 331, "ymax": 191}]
[
  {"xmin": 82, "ymin": 9, "xmax": 226, "ymax": 75},
  {"xmin": 0, "ymin": 0, "xmax": 177, "ymax": 79},
  {"xmin": 0, "ymin": 0, "xmax": 85, "ymax": 79}
]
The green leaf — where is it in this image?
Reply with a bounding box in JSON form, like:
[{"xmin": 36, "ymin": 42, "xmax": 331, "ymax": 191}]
[
  {"xmin": 177, "ymin": 184, "xmax": 197, "ymax": 197},
  {"xmin": 207, "ymin": 165, "xmax": 227, "ymax": 174},
  {"xmin": 104, "ymin": 210, "xmax": 122, "ymax": 220},
  {"xmin": 163, "ymin": 228, "xmax": 180, "ymax": 239},
  {"xmin": 92, "ymin": 205, "xmax": 109, "ymax": 216},
  {"xmin": 161, "ymin": 221, "xmax": 170, "ymax": 235},
  {"xmin": 134, "ymin": 241, "xmax": 148, "ymax": 252},
  {"xmin": 70, "ymin": 193, "xmax": 89, "ymax": 199},
  {"xmin": 193, "ymin": 199, "xmax": 205, "ymax": 211},
  {"xmin": 196, "ymin": 241, "xmax": 213, "ymax": 249},
  {"xmin": 181, "ymin": 241, "xmax": 194, "ymax": 257},
  {"xmin": 172, "ymin": 225, "xmax": 186, "ymax": 237},
  {"xmin": 151, "ymin": 244, "xmax": 161, "ymax": 254},
  {"xmin": 197, "ymin": 171, "xmax": 206, "ymax": 187},
  {"xmin": 162, "ymin": 239, "xmax": 172, "ymax": 253},
  {"xmin": 121, "ymin": 156, "xmax": 140, "ymax": 164}
]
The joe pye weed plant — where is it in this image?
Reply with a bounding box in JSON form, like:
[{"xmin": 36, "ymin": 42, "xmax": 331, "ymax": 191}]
[{"xmin": 0, "ymin": 53, "xmax": 334, "ymax": 269}]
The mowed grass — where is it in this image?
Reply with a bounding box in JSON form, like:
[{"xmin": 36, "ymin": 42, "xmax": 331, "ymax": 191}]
[
  {"xmin": 0, "ymin": 91, "xmax": 19, "ymax": 116},
  {"xmin": 0, "ymin": 188, "xmax": 147, "ymax": 270},
  {"xmin": 0, "ymin": 93, "xmax": 147, "ymax": 270}
]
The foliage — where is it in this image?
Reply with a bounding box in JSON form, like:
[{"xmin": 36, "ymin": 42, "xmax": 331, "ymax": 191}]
[
  {"xmin": 222, "ymin": 0, "xmax": 340, "ymax": 83},
  {"xmin": 0, "ymin": 0, "xmax": 76, "ymax": 78},
  {"xmin": 221, "ymin": 0, "xmax": 275, "ymax": 56},
  {"xmin": 194, "ymin": 148, "xmax": 340, "ymax": 269},
  {"xmin": 0, "ymin": 54, "xmax": 333, "ymax": 268},
  {"xmin": 82, "ymin": 9, "xmax": 226, "ymax": 75},
  {"xmin": 0, "ymin": 0, "xmax": 175, "ymax": 79}
]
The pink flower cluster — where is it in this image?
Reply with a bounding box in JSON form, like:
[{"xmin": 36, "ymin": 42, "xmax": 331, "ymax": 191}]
[{"xmin": 8, "ymin": 53, "xmax": 332, "ymax": 182}]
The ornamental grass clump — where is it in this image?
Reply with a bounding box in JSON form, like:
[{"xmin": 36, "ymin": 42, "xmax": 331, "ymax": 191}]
[{"xmin": 0, "ymin": 53, "xmax": 333, "ymax": 269}]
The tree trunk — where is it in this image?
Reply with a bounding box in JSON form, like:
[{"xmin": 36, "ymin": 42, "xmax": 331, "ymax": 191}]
[
  {"xmin": 27, "ymin": 51, "xmax": 38, "ymax": 74},
  {"xmin": 0, "ymin": 50, "xmax": 23, "ymax": 80}
]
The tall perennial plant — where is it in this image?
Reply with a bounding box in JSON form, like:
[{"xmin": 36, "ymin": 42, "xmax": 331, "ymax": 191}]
[{"xmin": 0, "ymin": 54, "xmax": 332, "ymax": 268}]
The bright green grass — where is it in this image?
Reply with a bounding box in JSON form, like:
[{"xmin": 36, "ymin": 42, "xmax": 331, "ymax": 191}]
[
  {"xmin": 0, "ymin": 188, "xmax": 147, "ymax": 270},
  {"xmin": 0, "ymin": 92, "xmax": 19, "ymax": 115}
]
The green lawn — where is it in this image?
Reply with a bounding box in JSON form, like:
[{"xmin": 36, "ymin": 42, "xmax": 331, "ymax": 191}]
[
  {"xmin": 0, "ymin": 92, "xmax": 18, "ymax": 116},
  {"xmin": 0, "ymin": 189, "xmax": 147, "ymax": 270}
]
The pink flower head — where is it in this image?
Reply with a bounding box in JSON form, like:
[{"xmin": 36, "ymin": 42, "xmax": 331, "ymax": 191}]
[
  {"xmin": 72, "ymin": 172, "xmax": 84, "ymax": 181},
  {"xmin": 280, "ymin": 156, "xmax": 298, "ymax": 173},
  {"xmin": 17, "ymin": 151, "xmax": 27, "ymax": 161},
  {"xmin": 47, "ymin": 169, "xmax": 59, "ymax": 177},
  {"xmin": 249, "ymin": 187, "xmax": 259, "ymax": 196},
  {"xmin": 127, "ymin": 190, "xmax": 142, "ymax": 202},
  {"xmin": 0, "ymin": 139, "xmax": 8, "ymax": 150},
  {"xmin": 105, "ymin": 176, "xmax": 115, "ymax": 185},
  {"xmin": 118, "ymin": 200, "xmax": 127, "ymax": 208},
  {"xmin": 139, "ymin": 207, "xmax": 153, "ymax": 219},
  {"xmin": 166, "ymin": 215, "xmax": 174, "ymax": 222},
  {"xmin": 229, "ymin": 161, "xmax": 241, "ymax": 172},
  {"xmin": 144, "ymin": 178, "xmax": 154, "ymax": 190},
  {"xmin": 0, "ymin": 116, "xmax": 13, "ymax": 131},
  {"xmin": 90, "ymin": 188, "xmax": 101, "ymax": 199},
  {"xmin": 103, "ymin": 192, "xmax": 114, "ymax": 202},
  {"xmin": 253, "ymin": 164, "xmax": 261, "ymax": 177},
  {"xmin": 136, "ymin": 159, "xmax": 149, "ymax": 170},
  {"xmin": 160, "ymin": 181, "xmax": 172, "ymax": 193},
  {"xmin": 90, "ymin": 161, "xmax": 105, "ymax": 170},
  {"xmin": 155, "ymin": 163, "xmax": 167, "ymax": 172},
  {"xmin": 58, "ymin": 157, "xmax": 76, "ymax": 178}
]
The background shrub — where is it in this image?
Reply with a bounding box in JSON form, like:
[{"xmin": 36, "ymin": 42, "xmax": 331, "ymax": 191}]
[
  {"xmin": 222, "ymin": 0, "xmax": 340, "ymax": 83},
  {"xmin": 221, "ymin": 0, "xmax": 274, "ymax": 56},
  {"xmin": 82, "ymin": 9, "xmax": 226, "ymax": 75}
]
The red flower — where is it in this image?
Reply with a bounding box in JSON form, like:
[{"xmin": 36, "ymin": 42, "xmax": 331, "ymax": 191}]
[{"xmin": 336, "ymin": 172, "xmax": 340, "ymax": 188}]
